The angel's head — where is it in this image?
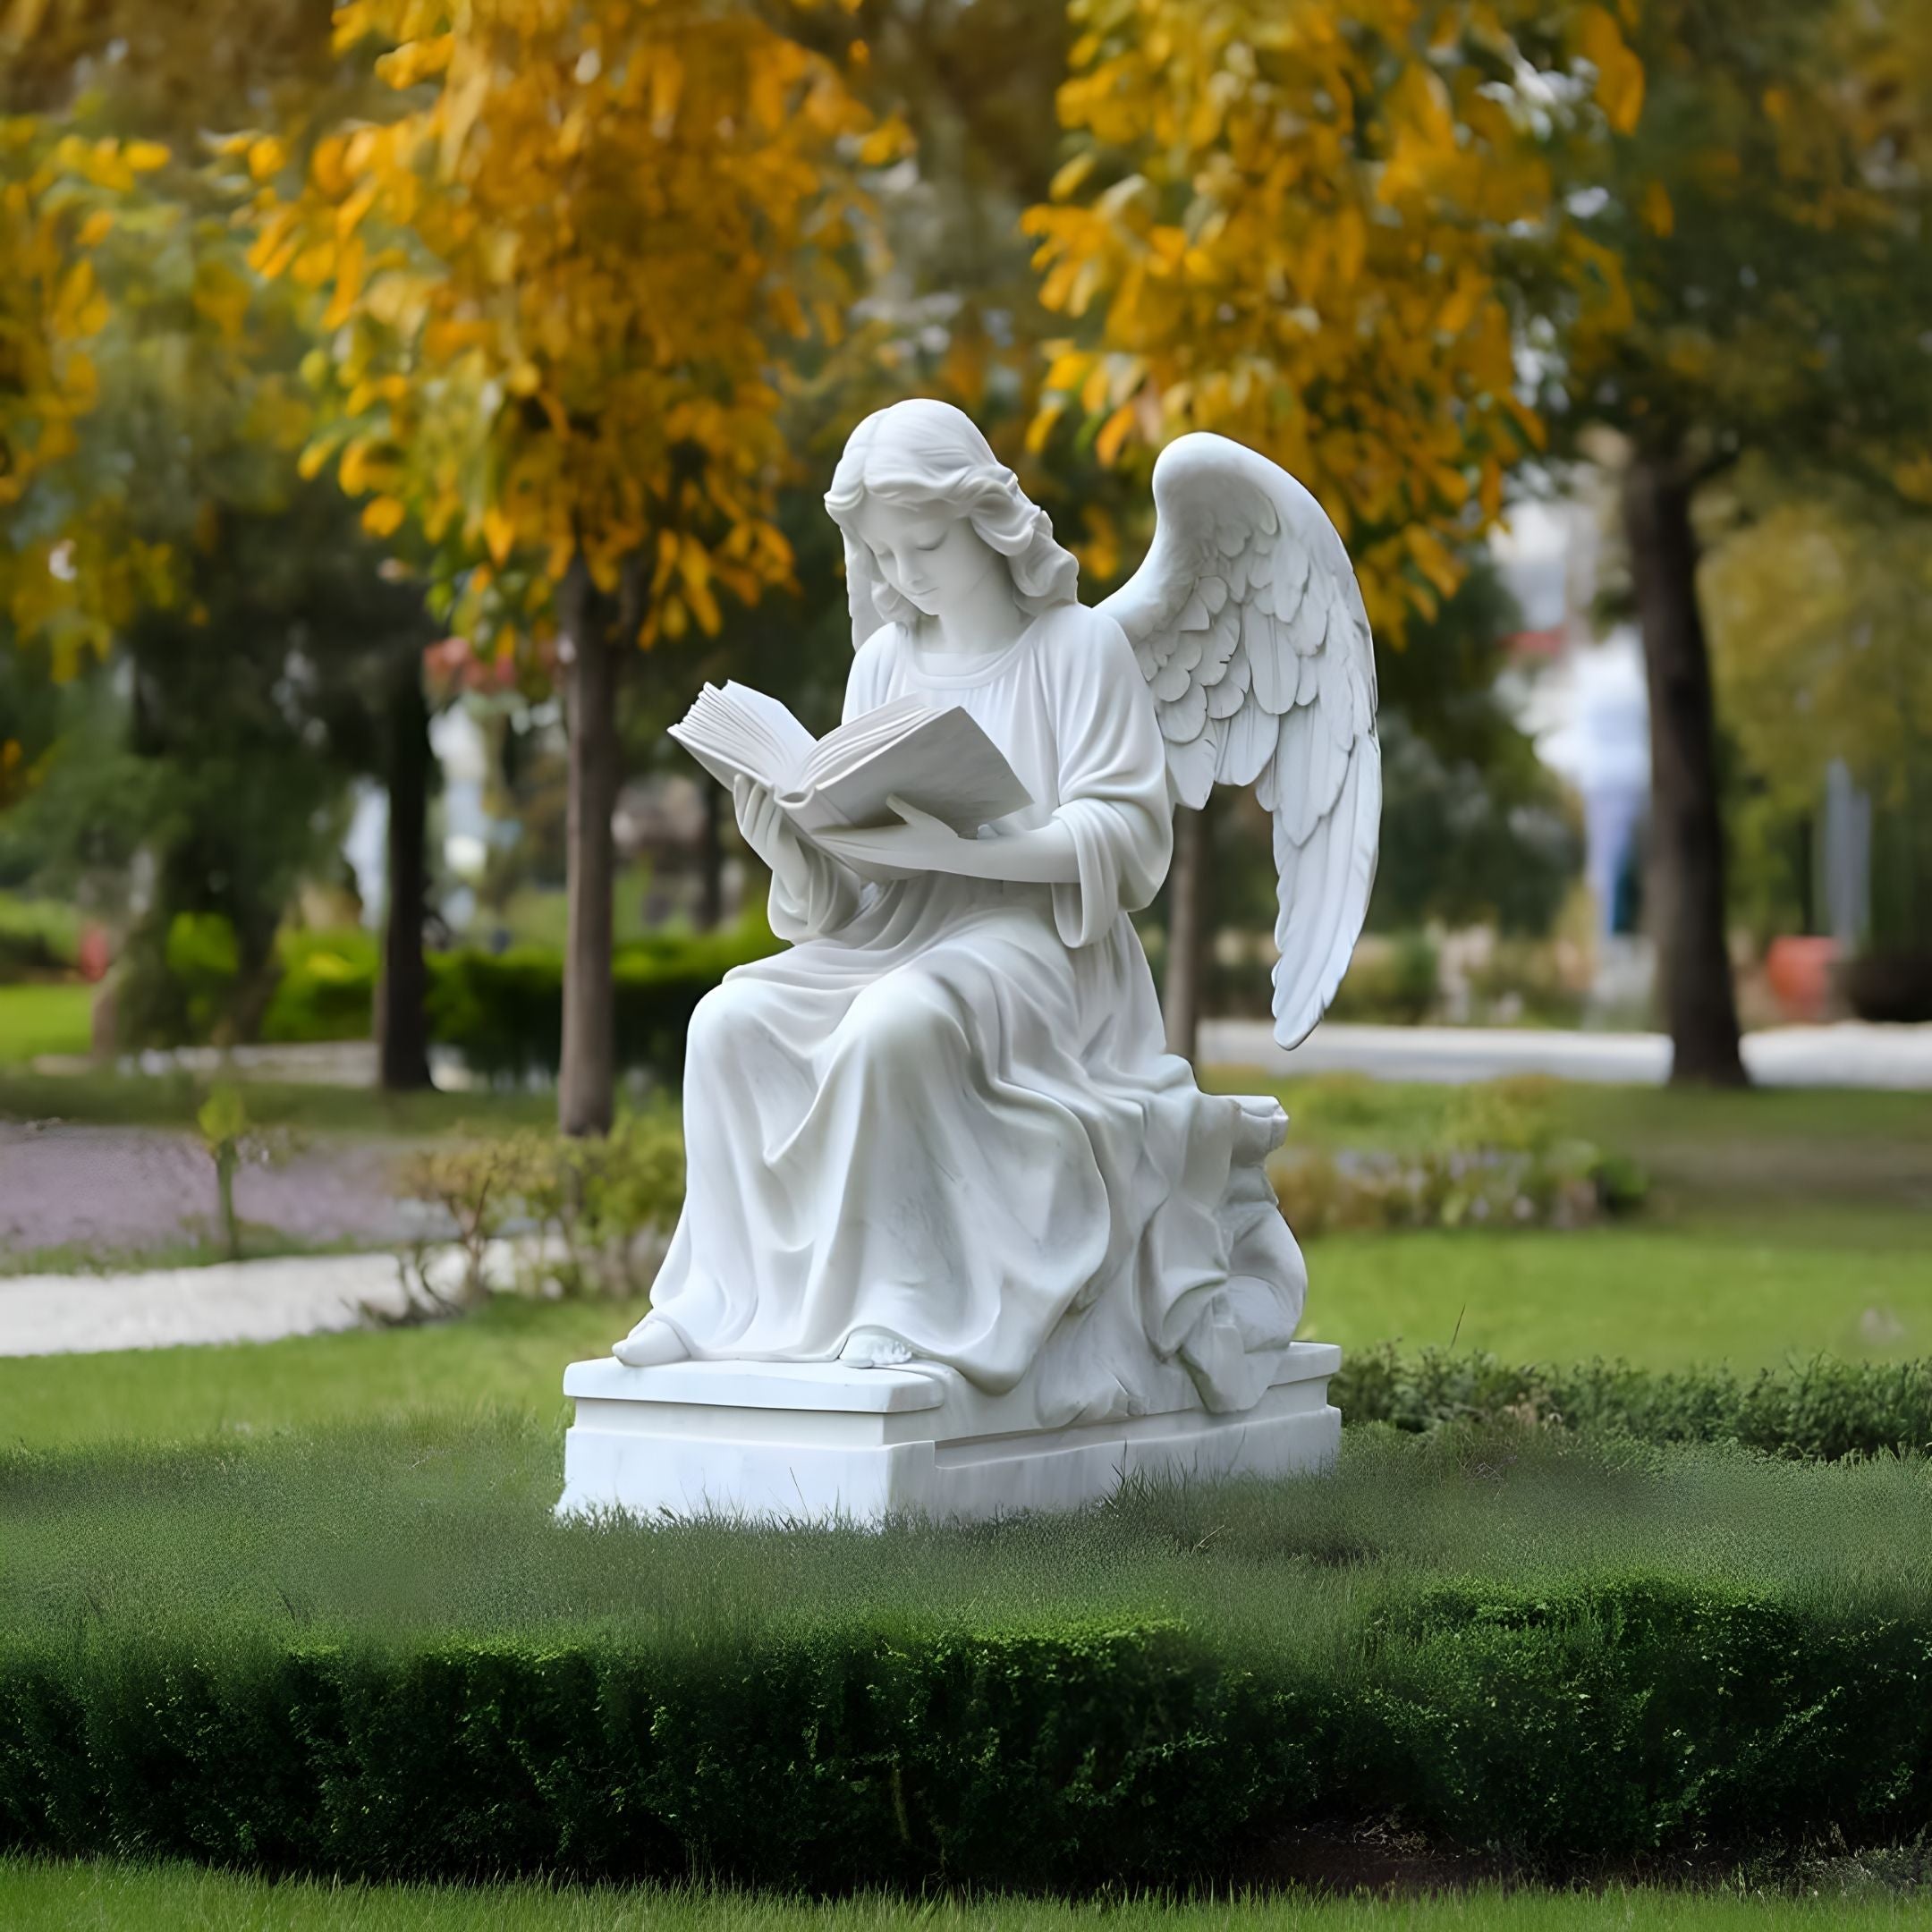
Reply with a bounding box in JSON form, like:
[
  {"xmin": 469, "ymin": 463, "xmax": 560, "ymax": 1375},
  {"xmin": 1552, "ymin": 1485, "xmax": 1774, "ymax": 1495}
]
[{"xmin": 824, "ymin": 399, "xmax": 1078, "ymax": 643}]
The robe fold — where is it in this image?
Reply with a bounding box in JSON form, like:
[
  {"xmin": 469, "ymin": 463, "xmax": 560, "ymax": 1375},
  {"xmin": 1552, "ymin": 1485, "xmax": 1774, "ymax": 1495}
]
[{"xmin": 631, "ymin": 600, "xmax": 1305, "ymax": 1427}]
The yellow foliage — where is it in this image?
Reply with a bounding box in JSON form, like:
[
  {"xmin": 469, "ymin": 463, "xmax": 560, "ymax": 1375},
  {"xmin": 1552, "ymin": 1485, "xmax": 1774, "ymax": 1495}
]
[
  {"xmin": 361, "ymin": 494, "xmax": 408, "ymax": 537},
  {"xmin": 250, "ymin": 0, "xmax": 877, "ymax": 656},
  {"xmin": 1026, "ymin": 0, "xmax": 1637, "ymax": 631},
  {"xmin": 1704, "ymin": 482, "xmax": 1932, "ymax": 812}
]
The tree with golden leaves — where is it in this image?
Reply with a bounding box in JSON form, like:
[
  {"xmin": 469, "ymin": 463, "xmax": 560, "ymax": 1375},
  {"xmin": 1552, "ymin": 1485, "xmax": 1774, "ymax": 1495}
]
[
  {"xmin": 1021, "ymin": 0, "xmax": 1637, "ymax": 1051},
  {"xmin": 0, "ymin": 118, "xmax": 176, "ymax": 673},
  {"xmin": 250, "ymin": 0, "xmax": 888, "ymax": 1134}
]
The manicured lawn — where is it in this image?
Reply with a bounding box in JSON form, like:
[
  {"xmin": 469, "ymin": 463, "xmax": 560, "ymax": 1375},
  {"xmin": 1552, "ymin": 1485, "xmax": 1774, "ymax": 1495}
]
[
  {"xmin": 0, "ymin": 981, "xmax": 93, "ymax": 1063},
  {"xmin": 12, "ymin": 1417, "xmax": 1932, "ymax": 1648},
  {"xmin": 0, "ymin": 1294, "xmax": 649, "ymax": 1450},
  {"xmin": 10, "ymin": 1420, "xmax": 1932, "ymax": 1885},
  {"xmin": 4, "ymin": 1209, "xmax": 1930, "ymax": 1452},
  {"xmin": 4, "ymin": 1863, "xmax": 1929, "ymax": 1930},
  {"xmin": 1303, "ymin": 1220, "xmax": 1932, "ymax": 1368}
]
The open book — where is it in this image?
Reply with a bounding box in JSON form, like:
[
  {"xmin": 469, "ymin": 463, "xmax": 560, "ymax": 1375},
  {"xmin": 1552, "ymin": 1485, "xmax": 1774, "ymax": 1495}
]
[{"xmin": 669, "ymin": 682, "xmax": 1033, "ymax": 838}]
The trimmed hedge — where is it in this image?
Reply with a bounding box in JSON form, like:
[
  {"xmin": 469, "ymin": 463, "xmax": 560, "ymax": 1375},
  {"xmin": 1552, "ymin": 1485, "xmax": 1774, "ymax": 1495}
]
[
  {"xmin": 1335, "ymin": 1345, "xmax": 1932, "ymax": 1461},
  {"xmin": 262, "ymin": 921, "xmax": 780, "ymax": 1083},
  {"xmin": 4, "ymin": 1581, "xmax": 1932, "ymax": 1885}
]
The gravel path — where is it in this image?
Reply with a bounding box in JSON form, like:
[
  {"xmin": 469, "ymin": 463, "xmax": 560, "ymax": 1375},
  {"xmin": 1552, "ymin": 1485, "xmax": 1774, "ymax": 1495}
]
[{"xmin": 0, "ymin": 1123, "xmax": 440, "ymax": 1258}]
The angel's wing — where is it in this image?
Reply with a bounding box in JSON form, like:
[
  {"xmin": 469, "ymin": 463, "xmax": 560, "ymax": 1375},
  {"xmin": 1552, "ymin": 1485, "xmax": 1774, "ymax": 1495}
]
[{"xmin": 1098, "ymin": 434, "xmax": 1380, "ymax": 1049}]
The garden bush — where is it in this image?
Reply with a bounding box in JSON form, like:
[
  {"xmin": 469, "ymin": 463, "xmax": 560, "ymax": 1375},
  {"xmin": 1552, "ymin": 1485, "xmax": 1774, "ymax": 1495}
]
[
  {"xmin": 260, "ymin": 929, "xmax": 381, "ymax": 1043},
  {"xmin": 1324, "ymin": 929, "xmax": 1440, "ymax": 1025},
  {"xmin": 7, "ymin": 1423, "xmax": 1932, "ymax": 1885},
  {"xmin": 7, "ymin": 1566, "xmax": 1932, "ymax": 1885},
  {"xmin": 261, "ymin": 919, "xmax": 781, "ymax": 1084},
  {"xmin": 1336, "ymin": 1345, "xmax": 1932, "ymax": 1460},
  {"xmin": 1271, "ymin": 1076, "xmax": 1648, "ymax": 1234},
  {"xmin": 395, "ymin": 1113, "xmax": 685, "ymax": 1304}
]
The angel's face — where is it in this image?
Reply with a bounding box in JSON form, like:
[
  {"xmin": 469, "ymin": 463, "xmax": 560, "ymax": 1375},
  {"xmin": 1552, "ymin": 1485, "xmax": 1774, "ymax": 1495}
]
[{"xmin": 852, "ymin": 497, "xmax": 1004, "ymax": 619}]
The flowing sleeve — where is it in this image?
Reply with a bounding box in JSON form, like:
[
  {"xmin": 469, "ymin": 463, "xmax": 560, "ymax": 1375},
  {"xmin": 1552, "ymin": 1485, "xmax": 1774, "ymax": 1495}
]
[
  {"xmin": 1046, "ymin": 610, "xmax": 1174, "ymax": 949},
  {"xmin": 765, "ymin": 634, "xmax": 891, "ymax": 943}
]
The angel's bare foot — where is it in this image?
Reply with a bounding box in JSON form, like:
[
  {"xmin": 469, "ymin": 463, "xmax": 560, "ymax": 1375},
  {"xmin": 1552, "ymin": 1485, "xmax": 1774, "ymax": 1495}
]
[
  {"xmin": 612, "ymin": 1319, "xmax": 690, "ymax": 1368},
  {"xmin": 840, "ymin": 1326, "xmax": 914, "ymax": 1368}
]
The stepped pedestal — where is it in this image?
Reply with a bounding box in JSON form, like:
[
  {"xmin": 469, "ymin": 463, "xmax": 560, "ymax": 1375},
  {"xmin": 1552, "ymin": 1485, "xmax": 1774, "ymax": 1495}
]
[{"xmin": 556, "ymin": 1341, "xmax": 1342, "ymax": 1525}]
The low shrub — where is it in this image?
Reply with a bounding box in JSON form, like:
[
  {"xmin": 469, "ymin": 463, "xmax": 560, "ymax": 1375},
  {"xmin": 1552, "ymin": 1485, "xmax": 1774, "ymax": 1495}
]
[
  {"xmin": 1841, "ymin": 950, "xmax": 1932, "ymax": 1025},
  {"xmin": 1325, "ymin": 929, "xmax": 1440, "ymax": 1024},
  {"xmin": 10, "ymin": 1422, "xmax": 1932, "ymax": 1883},
  {"xmin": 262, "ymin": 919, "xmax": 781, "ymax": 1085},
  {"xmin": 4, "ymin": 1580, "xmax": 1932, "ymax": 1884},
  {"xmin": 260, "ymin": 929, "xmax": 381, "ymax": 1043},
  {"xmin": 0, "ymin": 894, "xmax": 80, "ymax": 985},
  {"xmin": 1336, "ymin": 1344, "xmax": 1932, "ymax": 1460},
  {"xmin": 1273, "ymin": 1076, "xmax": 1646, "ymax": 1233},
  {"xmin": 1461, "ymin": 936, "xmax": 1589, "ymax": 1029},
  {"xmin": 395, "ymin": 1114, "xmax": 684, "ymax": 1303}
]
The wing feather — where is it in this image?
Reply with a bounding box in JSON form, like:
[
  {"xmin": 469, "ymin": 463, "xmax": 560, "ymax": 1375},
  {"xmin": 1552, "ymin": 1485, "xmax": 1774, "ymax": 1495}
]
[
  {"xmin": 1097, "ymin": 433, "xmax": 1380, "ymax": 1047},
  {"xmin": 1165, "ymin": 715, "xmax": 1222, "ymax": 809},
  {"xmin": 1207, "ymin": 644, "xmax": 1251, "ymax": 717}
]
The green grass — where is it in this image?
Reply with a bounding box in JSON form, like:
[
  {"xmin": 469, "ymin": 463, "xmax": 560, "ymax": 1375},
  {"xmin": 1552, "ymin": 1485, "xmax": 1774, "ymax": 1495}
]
[
  {"xmin": 0, "ymin": 981, "xmax": 93, "ymax": 1063},
  {"xmin": 0, "ymin": 1295, "xmax": 646, "ymax": 1450},
  {"xmin": 5, "ymin": 1205, "xmax": 1931, "ymax": 1452},
  {"xmin": 5, "ymin": 1863, "xmax": 1932, "ymax": 1930},
  {"xmin": 8, "ymin": 1416, "xmax": 1932, "ymax": 1652},
  {"xmin": 1212, "ymin": 1072, "xmax": 1932, "ymax": 1216},
  {"xmin": 1302, "ymin": 1223, "xmax": 1932, "ymax": 1368}
]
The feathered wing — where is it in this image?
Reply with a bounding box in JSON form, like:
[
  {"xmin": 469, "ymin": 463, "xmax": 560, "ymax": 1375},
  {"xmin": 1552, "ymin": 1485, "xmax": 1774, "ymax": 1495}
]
[{"xmin": 1098, "ymin": 434, "xmax": 1380, "ymax": 1049}]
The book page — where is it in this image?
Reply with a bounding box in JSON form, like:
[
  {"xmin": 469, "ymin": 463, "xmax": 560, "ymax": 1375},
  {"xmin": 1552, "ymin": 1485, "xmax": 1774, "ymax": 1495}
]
[
  {"xmin": 716, "ymin": 683, "xmax": 818, "ymax": 786},
  {"xmin": 785, "ymin": 705, "xmax": 1032, "ymax": 836}
]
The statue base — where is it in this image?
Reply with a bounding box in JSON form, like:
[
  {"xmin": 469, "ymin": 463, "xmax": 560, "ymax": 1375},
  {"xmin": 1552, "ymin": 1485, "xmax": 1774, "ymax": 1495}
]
[{"xmin": 555, "ymin": 1341, "xmax": 1341, "ymax": 1526}]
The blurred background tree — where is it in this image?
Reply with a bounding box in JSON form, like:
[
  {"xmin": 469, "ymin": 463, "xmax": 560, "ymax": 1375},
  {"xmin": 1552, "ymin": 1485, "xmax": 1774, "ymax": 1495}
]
[
  {"xmin": 0, "ymin": 0, "xmax": 448, "ymax": 1082},
  {"xmin": 1021, "ymin": 0, "xmax": 1634, "ymax": 1053},
  {"xmin": 1701, "ymin": 468, "xmax": 1932, "ymax": 972},
  {"xmin": 1548, "ymin": 0, "xmax": 1932, "ymax": 1080},
  {"xmin": 250, "ymin": 0, "xmax": 888, "ymax": 1134}
]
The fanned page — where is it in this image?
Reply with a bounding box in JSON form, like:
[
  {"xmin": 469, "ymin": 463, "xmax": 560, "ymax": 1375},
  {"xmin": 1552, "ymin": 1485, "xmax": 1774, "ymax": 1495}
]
[{"xmin": 670, "ymin": 682, "xmax": 1032, "ymax": 837}]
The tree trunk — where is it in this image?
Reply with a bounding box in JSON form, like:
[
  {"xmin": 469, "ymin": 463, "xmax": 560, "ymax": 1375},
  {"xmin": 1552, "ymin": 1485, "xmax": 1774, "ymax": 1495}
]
[
  {"xmin": 377, "ymin": 642, "xmax": 433, "ymax": 1092},
  {"xmin": 559, "ymin": 556, "xmax": 622, "ymax": 1136},
  {"xmin": 696, "ymin": 778, "xmax": 724, "ymax": 931},
  {"xmin": 1623, "ymin": 454, "xmax": 1748, "ymax": 1086},
  {"xmin": 1163, "ymin": 802, "xmax": 1207, "ymax": 1060}
]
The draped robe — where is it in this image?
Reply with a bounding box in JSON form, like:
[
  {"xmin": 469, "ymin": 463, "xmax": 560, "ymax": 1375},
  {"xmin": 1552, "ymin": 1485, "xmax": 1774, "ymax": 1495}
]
[{"xmin": 633, "ymin": 601, "xmax": 1305, "ymax": 1427}]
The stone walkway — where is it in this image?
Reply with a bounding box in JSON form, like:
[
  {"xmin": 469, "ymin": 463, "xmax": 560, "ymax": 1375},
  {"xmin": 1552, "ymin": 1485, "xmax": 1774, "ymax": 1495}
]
[
  {"xmin": 1199, "ymin": 1019, "xmax": 1932, "ymax": 1089},
  {"xmin": 0, "ymin": 1250, "xmax": 416, "ymax": 1356}
]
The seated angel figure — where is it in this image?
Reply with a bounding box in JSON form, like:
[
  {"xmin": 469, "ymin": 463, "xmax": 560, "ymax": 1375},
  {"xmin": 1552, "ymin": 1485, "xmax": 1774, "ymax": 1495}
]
[{"xmin": 614, "ymin": 398, "xmax": 1378, "ymax": 1428}]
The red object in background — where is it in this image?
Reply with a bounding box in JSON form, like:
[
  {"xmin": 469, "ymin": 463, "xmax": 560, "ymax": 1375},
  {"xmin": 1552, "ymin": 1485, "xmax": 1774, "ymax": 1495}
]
[
  {"xmin": 76, "ymin": 922, "xmax": 111, "ymax": 984},
  {"xmin": 1765, "ymin": 936, "xmax": 1839, "ymax": 1022}
]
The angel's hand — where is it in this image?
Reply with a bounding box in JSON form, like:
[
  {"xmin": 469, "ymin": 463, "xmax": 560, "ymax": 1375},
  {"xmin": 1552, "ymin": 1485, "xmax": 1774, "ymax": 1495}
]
[
  {"xmin": 812, "ymin": 795, "xmax": 965, "ymax": 878},
  {"xmin": 733, "ymin": 776, "xmax": 809, "ymax": 898}
]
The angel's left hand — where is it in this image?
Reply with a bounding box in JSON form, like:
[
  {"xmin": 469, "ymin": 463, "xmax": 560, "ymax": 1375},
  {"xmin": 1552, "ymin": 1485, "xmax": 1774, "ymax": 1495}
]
[{"xmin": 811, "ymin": 796, "xmax": 967, "ymax": 877}]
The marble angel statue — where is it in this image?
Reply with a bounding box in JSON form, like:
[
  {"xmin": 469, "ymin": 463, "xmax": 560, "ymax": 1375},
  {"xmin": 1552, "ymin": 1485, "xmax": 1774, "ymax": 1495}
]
[{"xmin": 613, "ymin": 399, "xmax": 1378, "ymax": 1429}]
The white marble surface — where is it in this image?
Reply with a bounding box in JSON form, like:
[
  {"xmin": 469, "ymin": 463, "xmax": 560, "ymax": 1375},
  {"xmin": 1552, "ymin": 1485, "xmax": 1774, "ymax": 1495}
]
[
  {"xmin": 614, "ymin": 403, "xmax": 1375, "ymax": 1436},
  {"xmin": 557, "ymin": 1340, "xmax": 1343, "ymax": 1525}
]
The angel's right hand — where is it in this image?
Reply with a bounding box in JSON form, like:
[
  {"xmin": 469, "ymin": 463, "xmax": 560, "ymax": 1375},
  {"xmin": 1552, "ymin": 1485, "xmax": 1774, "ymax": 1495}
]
[{"xmin": 732, "ymin": 775, "xmax": 789, "ymax": 864}]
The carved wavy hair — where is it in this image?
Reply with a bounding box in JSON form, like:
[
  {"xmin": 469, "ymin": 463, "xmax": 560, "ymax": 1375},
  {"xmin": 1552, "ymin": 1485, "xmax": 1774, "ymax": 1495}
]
[{"xmin": 824, "ymin": 398, "xmax": 1080, "ymax": 648}]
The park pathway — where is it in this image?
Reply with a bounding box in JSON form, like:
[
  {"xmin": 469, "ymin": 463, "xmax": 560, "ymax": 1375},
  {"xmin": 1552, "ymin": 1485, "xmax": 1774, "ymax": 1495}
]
[
  {"xmin": 1200, "ymin": 1018, "xmax": 1932, "ymax": 1089},
  {"xmin": 0, "ymin": 1250, "xmax": 416, "ymax": 1356}
]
